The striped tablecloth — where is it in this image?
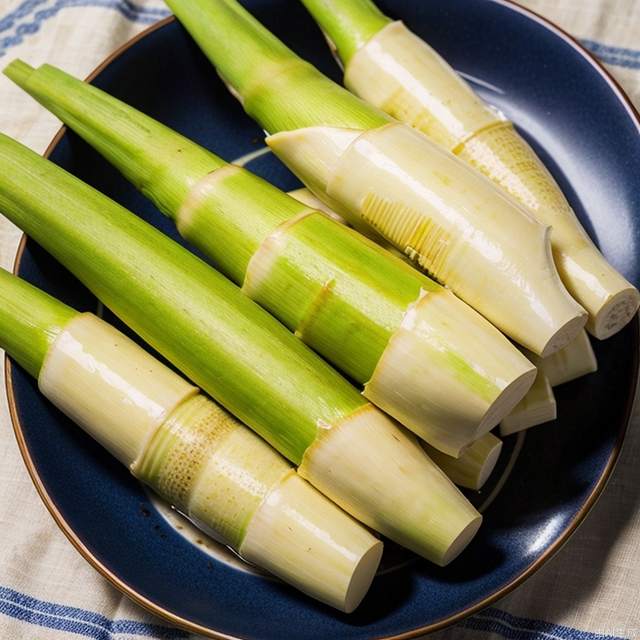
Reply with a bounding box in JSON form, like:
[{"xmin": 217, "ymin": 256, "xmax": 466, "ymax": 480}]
[{"xmin": 0, "ymin": 1, "xmax": 639, "ymax": 639}]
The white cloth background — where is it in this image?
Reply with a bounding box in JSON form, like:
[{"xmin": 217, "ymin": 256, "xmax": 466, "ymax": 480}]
[{"xmin": 0, "ymin": 1, "xmax": 639, "ymax": 639}]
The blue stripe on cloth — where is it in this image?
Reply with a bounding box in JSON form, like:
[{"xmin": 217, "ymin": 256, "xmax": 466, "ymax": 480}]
[
  {"xmin": 0, "ymin": 0, "xmax": 170, "ymax": 57},
  {"xmin": 0, "ymin": 585, "xmax": 629, "ymax": 640},
  {"xmin": 0, "ymin": 586, "xmax": 188, "ymax": 639},
  {"xmin": 582, "ymin": 40, "xmax": 640, "ymax": 59},
  {"xmin": 0, "ymin": 0, "xmax": 48, "ymax": 34},
  {"xmin": 462, "ymin": 607, "xmax": 628, "ymax": 640},
  {"xmin": 581, "ymin": 39, "xmax": 640, "ymax": 70},
  {"xmin": 2, "ymin": 2, "xmax": 640, "ymax": 72}
]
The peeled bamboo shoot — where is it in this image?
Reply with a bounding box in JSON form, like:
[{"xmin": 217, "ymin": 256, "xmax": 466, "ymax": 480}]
[
  {"xmin": 526, "ymin": 330, "xmax": 597, "ymax": 387},
  {"xmin": 163, "ymin": 0, "xmax": 587, "ymax": 357},
  {"xmin": 298, "ymin": 0, "xmax": 639, "ymax": 338},
  {"xmin": 0, "ymin": 132, "xmax": 481, "ymax": 565},
  {"xmin": 500, "ymin": 373, "xmax": 556, "ymax": 436},
  {"xmin": 5, "ymin": 60, "xmax": 537, "ymax": 456},
  {"xmin": 0, "ymin": 268, "xmax": 381, "ymax": 612},
  {"xmin": 422, "ymin": 432, "xmax": 503, "ymax": 491}
]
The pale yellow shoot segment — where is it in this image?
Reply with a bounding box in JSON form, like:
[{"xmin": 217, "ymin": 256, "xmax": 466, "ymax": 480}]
[
  {"xmin": 344, "ymin": 21, "xmax": 639, "ymax": 338},
  {"xmin": 241, "ymin": 473, "xmax": 383, "ymax": 614},
  {"xmin": 526, "ymin": 331, "xmax": 597, "ymax": 388},
  {"xmin": 147, "ymin": 394, "xmax": 289, "ymax": 547},
  {"xmin": 239, "ymin": 195, "xmax": 535, "ymax": 456},
  {"xmin": 278, "ymin": 126, "xmax": 389, "ymax": 243},
  {"xmin": 364, "ymin": 288, "xmax": 535, "ymax": 456},
  {"xmin": 422, "ymin": 432, "xmax": 503, "ymax": 491},
  {"xmin": 38, "ymin": 313, "xmax": 198, "ymax": 467},
  {"xmin": 500, "ymin": 373, "xmax": 556, "ymax": 436},
  {"xmin": 458, "ymin": 123, "xmax": 639, "ymax": 340},
  {"xmin": 298, "ymin": 404, "xmax": 482, "ymax": 566},
  {"xmin": 268, "ymin": 122, "xmax": 587, "ymax": 356},
  {"xmin": 39, "ymin": 314, "xmax": 381, "ymax": 612},
  {"xmin": 142, "ymin": 395, "xmax": 382, "ymax": 613},
  {"xmin": 344, "ymin": 21, "xmax": 500, "ymax": 152}
]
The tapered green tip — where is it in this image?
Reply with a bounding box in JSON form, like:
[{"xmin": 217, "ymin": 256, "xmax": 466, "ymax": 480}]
[{"xmin": 3, "ymin": 59, "xmax": 36, "ymax": 87}]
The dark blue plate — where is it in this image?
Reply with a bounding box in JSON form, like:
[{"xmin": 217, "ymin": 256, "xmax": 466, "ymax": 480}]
[{"xmin": 7, "ymin": 1, "xmax": 640, "ymax": 638}]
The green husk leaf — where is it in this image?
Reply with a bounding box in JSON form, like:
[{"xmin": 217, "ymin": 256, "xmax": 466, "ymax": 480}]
[
  {"xmin": 4, "ymin": 60, "xmax": 224, "ymax": 217},
  {"xmin": 5, "ymin": 60, "xmax": 430, "ymax": 383},
  {"xmin": 164, "ymin": 0, "xmax": 390, "ymax": 133},
  {"xmin": 0, "ymin": 133, "xmax": 366, "ymax": 464}
]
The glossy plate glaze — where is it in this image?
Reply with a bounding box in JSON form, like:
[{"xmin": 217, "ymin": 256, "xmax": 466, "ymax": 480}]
[{"xmin": 6, "ymin": 1, "xmax": 640, "ymax": 638}]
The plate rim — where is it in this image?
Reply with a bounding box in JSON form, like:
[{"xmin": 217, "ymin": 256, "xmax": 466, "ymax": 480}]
[{"xmin": 5, "ymin": 2, "xmax": 640, "ymax": 638}]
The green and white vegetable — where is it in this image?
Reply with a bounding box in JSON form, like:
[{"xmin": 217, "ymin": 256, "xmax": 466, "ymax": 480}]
[
  {"xmin": 287, "ymin": 187, "xmax": 347, "ymax": 224},
  {"xmin": 0, "ymin": 268, "xmax": 382, "ymax": 612},
  {"xmin": 163, "ymin": 0, "xmax": 588, "ymax": 357},
  {"xmin": 299, "ymin": 0, "xmax": 639, "ymax": 339},
  {"xmin": 422, "ymin": 432, "xmax": 503, "ymax": 491},
  {"xmin": 526, "ymin": 330, "xmax": 597, "ymax": 387},
  {"xmin": 5, "ymin": 61, "xmax": 537, "ymax": 456},
  {"xmin": 0, "ymin": 132, "xmax": 481, "ymax": 565},
  {"xmin": 500, "ymin": 373, "xmax": 556, "ymax": 436}
]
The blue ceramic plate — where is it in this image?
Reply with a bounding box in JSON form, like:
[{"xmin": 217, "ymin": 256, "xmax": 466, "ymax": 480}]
[{"xmin": 7, "ymin": 1, "xmax": 640, "ymax": 638}]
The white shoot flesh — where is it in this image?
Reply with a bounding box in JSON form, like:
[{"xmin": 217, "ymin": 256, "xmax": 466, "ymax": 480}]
[
  {"xmin": 364, "ymin": 288, "xmax": 535, "ymax": 456},
  {"xmin": 267, "ymin": 123, "xmax": 587, "ymax": 356},
  {"xmin": 240, "ymin": 473, "xmax": 383, "ymax": 613},
  {"xmin": 500, "ymin": 373, "xmax": 556, "ymax": 436},
  {"xmin": 343, "ymin": 21, "xmax": 639, "ymax": 338},
  {"xmin": 39, "ymin": 313, "xmax": 381, "ymax": 612},
  {"xmin": 298, "ymin": 404, "xmax": 482, "ymax": 566},
  {"xmin": 422, "ymin": 432, "xmax": 503, "ymax": 491},
  {"xmin": 344, "ymin": 21, "xmax": 501, "ymax": 152},
  {"xmin": 38, "ymin": 313, "xmax": 197, "ymax": 467},
  {"xmin": 526, "ymin": 330, "xmax": 597, "ymax": 387}
]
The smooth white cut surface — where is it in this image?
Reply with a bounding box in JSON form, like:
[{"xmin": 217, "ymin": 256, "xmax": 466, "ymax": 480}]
[
  {"xmin": 240, "ymin": 473, "xmax": 382, "ymax": 613},
  {"xmin": 38, "ymin": 313, "xmax": 197, "ymax": 467},
  {"xmin": 527, "ymin": 330, "xmax": 597, "ymax": 387},
  {"xmin": 364, "ymin": 288, "xmax": 535, "ymax": 456},
  {"xmin": 298, "ymin": 404, "xmax": 482, "ymax": 565},
  {"xmin": 423, "ymin": 432, "xmax": 503, "ymax": 491},
  {"xmin": 344, "ymin": 21, "xmax": 500, "ymax": 151},
  {"xmin": 500, "ymin": 373, "xmax": 556, "ymax": 436}
]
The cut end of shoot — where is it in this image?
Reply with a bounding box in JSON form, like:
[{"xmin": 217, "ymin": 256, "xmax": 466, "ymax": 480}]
[
  {"xmin": 539, "ymin": 311, "xmax": 589, "ymax": 358},
  {"xmin": 589, "ymin": 285, "xmax": 640, "ymax": 340},
  {"xmin": 241, "ymin": 473, "xmax": 383, "ymax": 612},
  {"xmin": 500, "ymin": 373, "xmax": 556, "ymax": 436},
  {"xmin": 423, "ymin": 432, "xmax": 503, "ymax": 491},
  {"xmin": 528, "ymin": 330, "xmax": 597, "ymax": 387},
  {"xmin": 364, "ymin": 288, "xmax": 535, "ymax": 456},
  {"xmin": 298, "ymin": 404, "xmax": 482, "ymax": 565}
]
